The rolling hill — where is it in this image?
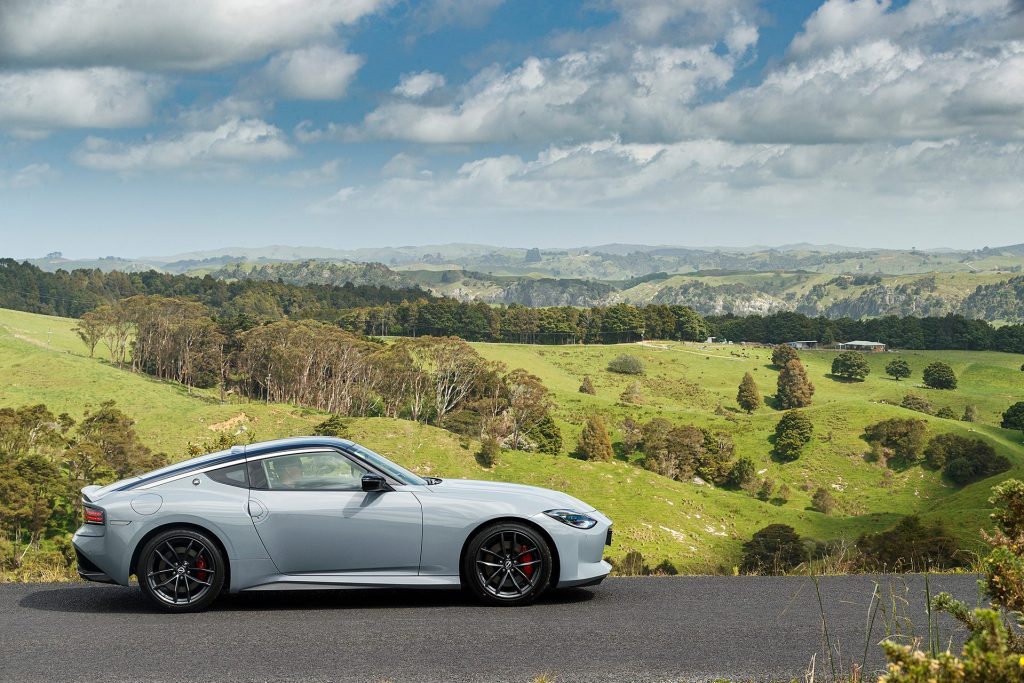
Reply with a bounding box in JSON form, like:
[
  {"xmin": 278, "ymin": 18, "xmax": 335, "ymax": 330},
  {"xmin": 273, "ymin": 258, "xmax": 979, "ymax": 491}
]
[{"xmin": 3, "ymin": 307, "xmax": 1024, "ymax": 573}]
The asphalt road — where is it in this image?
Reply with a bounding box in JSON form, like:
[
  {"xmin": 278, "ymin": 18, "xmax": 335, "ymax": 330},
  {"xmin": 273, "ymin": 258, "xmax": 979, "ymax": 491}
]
[{"xmin": 0, "ymin": 575, "xmax": 983, "ymax": 683}]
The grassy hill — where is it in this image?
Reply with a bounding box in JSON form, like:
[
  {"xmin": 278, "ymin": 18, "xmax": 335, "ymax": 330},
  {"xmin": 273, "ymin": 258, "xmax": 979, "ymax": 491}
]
[{"xmin": 2, "ymin": 307, "xmax": 1024, "ymax": 572}]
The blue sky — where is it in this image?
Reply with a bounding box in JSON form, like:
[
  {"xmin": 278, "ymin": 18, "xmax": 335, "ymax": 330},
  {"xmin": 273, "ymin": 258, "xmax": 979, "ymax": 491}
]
[{"xmin": 1, "ymin": 0, "xmax": 1022, "ymax": 258}]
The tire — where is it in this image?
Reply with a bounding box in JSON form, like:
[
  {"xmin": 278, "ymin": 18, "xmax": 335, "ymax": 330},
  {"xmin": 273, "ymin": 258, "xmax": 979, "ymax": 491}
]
[
  {"xmin": 136, "ymin": 528, "xmax": 225, "ymax": 613},
  {"xmin": 462, "ymin": 522, "xmax": 553, "ymax": 606}
]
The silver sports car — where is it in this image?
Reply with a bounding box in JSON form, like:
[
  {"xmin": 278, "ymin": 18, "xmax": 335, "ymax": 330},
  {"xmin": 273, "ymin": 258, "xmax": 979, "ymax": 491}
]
[{"xmin": 73, "ymin": 436, "xmax": 612, "ymax": 611}]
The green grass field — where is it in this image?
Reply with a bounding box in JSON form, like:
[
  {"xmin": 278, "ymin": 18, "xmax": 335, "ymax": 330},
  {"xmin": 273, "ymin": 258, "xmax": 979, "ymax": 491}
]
[{"xmin": 2, "ymin": 307, "xmax": 1023, "ymax": 571}]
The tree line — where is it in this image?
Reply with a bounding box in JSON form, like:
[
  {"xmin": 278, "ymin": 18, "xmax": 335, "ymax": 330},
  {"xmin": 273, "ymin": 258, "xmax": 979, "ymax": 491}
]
[
  {"xmin": 75, "ymin": 297, "xmax": 562, "ymax": 454},
  {"xmin": 5, "ymin": 259, "xmax": 1024, "ymax": 352}
]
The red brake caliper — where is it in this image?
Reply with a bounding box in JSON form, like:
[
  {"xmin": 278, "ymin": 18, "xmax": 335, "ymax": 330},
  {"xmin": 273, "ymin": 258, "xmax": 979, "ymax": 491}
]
[
  {"xmin": 195, "ymin": 554, "xmax": 208, "ymax": 582},
  {"xmin": 518, "ymin": 545, "xmax": 535, "ymax": 579}
]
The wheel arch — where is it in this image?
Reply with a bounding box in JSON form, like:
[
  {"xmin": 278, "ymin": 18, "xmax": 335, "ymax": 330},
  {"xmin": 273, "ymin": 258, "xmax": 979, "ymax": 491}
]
[
  {"xmin": 129, "ymin": 522, "xmax": 232, "ymax": 591},
  {"xmin": 458, "ymin": 516, "xmax": 561, "ymax": 590}
]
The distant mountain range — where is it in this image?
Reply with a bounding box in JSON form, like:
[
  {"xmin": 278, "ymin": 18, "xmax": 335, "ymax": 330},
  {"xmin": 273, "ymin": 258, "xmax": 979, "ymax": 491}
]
[{"xmin": 21, "ymin": 242, "xmax": 1024, "ymax": 322}]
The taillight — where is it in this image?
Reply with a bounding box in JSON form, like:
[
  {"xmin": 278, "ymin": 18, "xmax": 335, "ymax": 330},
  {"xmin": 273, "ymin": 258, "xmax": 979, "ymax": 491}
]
[{"xmin": 84, "ymin": 506, "xmax": 105, "ymax": 525}]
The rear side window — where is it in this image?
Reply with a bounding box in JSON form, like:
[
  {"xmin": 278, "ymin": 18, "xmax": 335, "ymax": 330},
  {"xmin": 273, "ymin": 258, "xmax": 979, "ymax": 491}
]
[{"xmin": 207, "ymin": 463, "xmax": 248, "ymax": 488}]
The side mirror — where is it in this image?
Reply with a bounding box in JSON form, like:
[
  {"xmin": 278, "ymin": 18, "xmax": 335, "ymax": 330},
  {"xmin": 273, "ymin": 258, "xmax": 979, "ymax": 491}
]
[{"xmin": 361, "ymin": 473, "xmax": 389, "ymax": 493}]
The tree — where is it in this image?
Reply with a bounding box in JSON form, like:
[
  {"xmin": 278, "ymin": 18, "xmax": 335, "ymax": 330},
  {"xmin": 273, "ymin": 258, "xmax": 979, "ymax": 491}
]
[
  {"xmin": 740, "ymin": 524, "xmax": 806, "ymax": 574},
  {"xmin": 504, "ymin": 369, "xmax": 552, "ymax": 450},
  {"xmin": 1001, "ymin": 402, "xmax": 1024, "ymax": 432},
  {"xmin": 736, "ymin": 372, "xmax": 761, "ymax": 414},
  {"xmin": 526, "ymin": 414, "xmax": 562, "ymax": 455},
  {"xmin": 576, "ymin": 415, "xmax": 613, "ymax": 462},
  {"xmin": 607, "ymin": 355, "xmax": 644, "ymax": 375},
  {"xmin": 773, "ymin": 410, "xmax": 814, "ymax": 461},
  {"xmin": 831, "ymin": 351, "xmax": 870, "ymax": 380},
  {"xmin": 812, "ymin": 487, "xmax": 836, "ymax": 514},
  {"xmin": 313, "ymin": 415, "xmax": 349, "ymax": 438},
  {"xmin": 776, "ymin": 359, "xmax": 814, "ymax": 409},
  {"xmin": 74, "ymin": 310, "xmax": 107, "ymax": 358},
  {"xmin": 923, "ymin": 361, "xmax": 957, "ymax": 390},
  {"xmin": 477, "ymin": 437, "xmax": 500, "ymax": 468},
  {"xmin": 578, "ymin": 376, "xmax": 596, "ymax": 395},
  {"xmin": 863, "ymin": 418, "xmax": 928, "ymax": 464},
  {"xmin": 619, "ymin": 381, "xmax": 644, "ymax": 405},
  {"xmin": 925, "ymin": 433, "xmax": 1010, "ymax": 485},
  {"xmin": 962, "ymin": 404, "xmax": 979, "ymax": 423},
  {"xmin": 727, "ymin": 456, "xmax": 757, "ymax": 490},
  {"xmin": 885, "ymin": 358, "xmax": 911, "ymax": 381},
  {"xmin": 71, "ymin": 401, "xmax": 166, "ymax": 480},
  {"xmin": 771, "ymin": 344, "xmax": 799, "ymax": 368},
  {"xmin": 857, "ymin": 516, "xmax": 961, "ymax": 570},
  {"xmin": 900, "ymin": 393, "xmax": 933, "ymax": 415}
]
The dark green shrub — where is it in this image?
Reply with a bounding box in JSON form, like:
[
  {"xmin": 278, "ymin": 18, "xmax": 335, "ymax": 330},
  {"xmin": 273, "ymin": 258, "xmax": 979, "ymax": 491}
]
[
  {"xmin": 736, "ymin": 372, "xmax": 761, "ymax": 413},
  {"xmin": 863, "ymin": 418, "xmax": 928, "ymax": 463},
  {"xmin": 607, "ymin": 355, "xmax": 644, "ymax": 375},
  {"xmin": 649, "ymin": 559, "xmax": 678, "ymax": 576},
  {"xmin": 313, "ymin": 415, "xmax": 351, "ymax": 438},
  {"xmin": 726, "ymin": 456, "xmax": 756, "ymax": 489},
  {"xmin": 441, "ymin": 409, "xmax": 482, "ymax": 438},
  {"xmin": 811, "ymin": 487, "xmax": 836, "ymax": 514},
  {"xmin": 618, "ymin": 550, "xmax": 645, "ymax": 576},
  {"xmin": 925, "ymin": 433, "xmax": 1010, "ymax": 485},
  {"xmin": 576, "ymin": 414, "xmax": 613, "ymax": 461},
  {"xmin": 773, "ymin": 409, "xmax": 814, "ymax": 461},
  {"xmin": 740, "ymin": 524, "xmax": 806, "ymax": 574},
  {"xmin": 857, "ymin": 516, "xmax": 962, "ymax": 570},
  {"xmin": 476, "ymin": 437, "xmax": 500, "ymax": 468},
  {"xmin": 936, "ymin": 406, "xmax": 957, "ymax": 419},
  {"xmin": 831, "ymin": 351, "xmax": 870, "ymax": 380},
  {"xmin": 900, "ymin": 393, "xmax": 933, "ymax": 415},
  {"xmin": 885, "ymin": 358, "xmax": 911, "ymax": 381},
  {"xmin": 1001, "ymin": 401, "xmax": 1024, "ymax": 431},
  {"xmin": 526, "ymin": 414, "xmax": 562, "ymax": 455},
  {"xmin": 923, "ymin": 361, "xmax": 957, "ymax": 389}
]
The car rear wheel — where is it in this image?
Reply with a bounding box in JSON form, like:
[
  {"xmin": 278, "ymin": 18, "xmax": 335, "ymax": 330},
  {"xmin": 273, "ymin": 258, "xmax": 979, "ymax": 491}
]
[
  {"xmin": 463, "ymin": 522, "xmax": 552, "ymax": 606},
  {"xmin": 137, "ymin": 528, "xmax": 225, "ymax": 613}
]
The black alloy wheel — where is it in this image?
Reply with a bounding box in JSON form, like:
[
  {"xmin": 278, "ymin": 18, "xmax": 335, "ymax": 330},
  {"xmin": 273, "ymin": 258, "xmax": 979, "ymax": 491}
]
[
  {"xmin": 137, "ymin": 528, "xmax": 225, "ymax": 612},
  {"xmin": 463, "ymin": 522, "xmax": 553, "ymax": 606}
]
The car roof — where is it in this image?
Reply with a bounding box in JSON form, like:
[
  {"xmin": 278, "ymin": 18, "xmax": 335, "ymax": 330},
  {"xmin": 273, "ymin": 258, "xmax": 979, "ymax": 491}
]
[{"xmin": 109, "ymin": 436, "xmax": 356, "ymax": 494}]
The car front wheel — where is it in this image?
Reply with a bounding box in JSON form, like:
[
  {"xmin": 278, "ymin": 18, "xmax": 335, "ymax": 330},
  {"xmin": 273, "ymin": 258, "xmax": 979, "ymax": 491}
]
[
  {"xmin": 136, "ymin": 528, "xmax": 225, "ymax": 613},
  {"xmin": 463, "ymin": 522, "xmax": 553, "ymax": 606}
]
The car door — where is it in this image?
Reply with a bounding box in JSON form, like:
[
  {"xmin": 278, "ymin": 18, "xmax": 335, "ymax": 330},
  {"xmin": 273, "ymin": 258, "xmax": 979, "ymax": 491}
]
[{"xmin": 246, "ymin": 448, "xmax": 423, "ymax": 575}]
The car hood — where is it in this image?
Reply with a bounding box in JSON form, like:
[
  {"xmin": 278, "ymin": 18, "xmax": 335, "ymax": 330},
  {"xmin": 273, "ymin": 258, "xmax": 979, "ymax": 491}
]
[{"xmin": 428, "ymin": 478, "xmax": 596, "ymax": 512}]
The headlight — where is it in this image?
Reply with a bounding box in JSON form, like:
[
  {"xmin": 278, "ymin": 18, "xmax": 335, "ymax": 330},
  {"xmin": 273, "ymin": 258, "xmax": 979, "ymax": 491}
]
[{"xmin": 544, "ymin": 509, "xmax": 598, "ymax": 529}]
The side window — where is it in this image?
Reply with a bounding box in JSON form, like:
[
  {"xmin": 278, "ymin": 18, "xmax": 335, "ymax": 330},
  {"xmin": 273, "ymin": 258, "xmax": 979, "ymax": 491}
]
[
  {"xmin": 252, "ymin": 451, "xmax": 368, "ymax": 491},
  {"xmin": 207, "ymin": 463, "xmax": 248, "ymax": 488}
]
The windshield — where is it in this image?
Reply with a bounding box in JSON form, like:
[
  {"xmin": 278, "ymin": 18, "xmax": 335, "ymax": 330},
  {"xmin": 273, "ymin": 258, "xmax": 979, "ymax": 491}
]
[{"xmin": 345, "ymin": 444, "xmax": 427, "ymax": 487}]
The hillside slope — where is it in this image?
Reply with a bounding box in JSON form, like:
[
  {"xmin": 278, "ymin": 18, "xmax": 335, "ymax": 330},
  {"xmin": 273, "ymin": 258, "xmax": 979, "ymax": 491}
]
[{"xmin": 3, "ymin": 307, "xmax": 1024, "ymax": 570}]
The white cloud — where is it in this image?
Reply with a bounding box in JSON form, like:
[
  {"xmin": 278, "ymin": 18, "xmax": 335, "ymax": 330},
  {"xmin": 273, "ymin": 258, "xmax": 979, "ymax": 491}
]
[
  {"xmin": 347, "ymin": 46, "xmax": 735, "ymax": 144},
  {"xmin": 73, "ymin": 118, "xmax": 295, "ymax": 171},
  {"xmin": 310, "ymin": 137, "xmax": 1024, "ymax": 228},
  {"xmin": 393, "ymin": 71, "xmax": 446, "ymax": 98},
  {"xmin": 0, "ymin": 0, "xmax": 391, "ymax": 71},
  {"xmin": 261, "ymin": 45, "xmax": 364, "ymax": 100},
  {"xmin": 0, "ymin": 68, "xmax": 165, "ymax": 130},
  {"xmin": 381, "ymin": 153, "xmax": 431, "ymax": 178},
  {"xmin": 603, "ymin": 0, "xmax": 759, "ymax": 43},
  {"xmin": 0, "ymin": 163, "xmax": 59, "ymax": 189},
  {"xmin": 789, "ymin": 0, "xmax": 1009, "ymax": 57}
]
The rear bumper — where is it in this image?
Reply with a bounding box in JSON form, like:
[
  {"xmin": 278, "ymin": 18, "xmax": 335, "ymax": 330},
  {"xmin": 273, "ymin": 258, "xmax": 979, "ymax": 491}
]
[{"xmin": 75, "ymin": 548, "xmax": 116, "ymax": 584}]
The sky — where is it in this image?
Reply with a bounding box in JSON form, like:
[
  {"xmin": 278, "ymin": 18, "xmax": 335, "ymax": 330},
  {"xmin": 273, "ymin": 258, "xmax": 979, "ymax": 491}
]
[{"xmin": 1, "ymin": 0, "xmax": 1022, "ymax": 258}]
